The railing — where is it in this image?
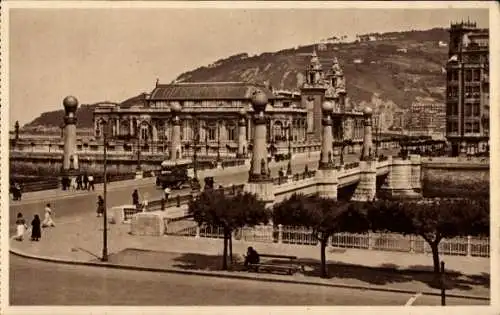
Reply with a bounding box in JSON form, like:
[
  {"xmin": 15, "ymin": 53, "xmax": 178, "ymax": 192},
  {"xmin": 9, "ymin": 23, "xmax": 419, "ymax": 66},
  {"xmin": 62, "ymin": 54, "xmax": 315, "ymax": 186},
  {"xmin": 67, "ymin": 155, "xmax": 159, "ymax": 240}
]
[
  {"xmin": 221, "ymin": 159, "xmax": 246, "ymax": 168},
  {"xmin": 378, "ymin": 155, "xmax": 389, "ymax": 162},
  {"xmin": 343, "ymin": 162, "xmax": 360, "ymax": 170},
  {"xmin": 144, "ymin": 184, "xmax": 245, "ymax": 212},
  {"xmin": 13, "ymin": 178, "xmax": 60, "ymax": 193},
  {"xmin": 168, "ymin": 223, "xmax": 490, "ymax": 258}
]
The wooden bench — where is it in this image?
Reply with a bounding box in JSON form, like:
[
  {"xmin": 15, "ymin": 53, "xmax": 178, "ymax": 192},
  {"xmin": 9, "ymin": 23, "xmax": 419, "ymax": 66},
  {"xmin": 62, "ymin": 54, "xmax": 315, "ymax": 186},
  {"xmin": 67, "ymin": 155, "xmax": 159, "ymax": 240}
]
[{"xmin": 246, "ymin": 253, "xmax": 304, "ymax": 275}]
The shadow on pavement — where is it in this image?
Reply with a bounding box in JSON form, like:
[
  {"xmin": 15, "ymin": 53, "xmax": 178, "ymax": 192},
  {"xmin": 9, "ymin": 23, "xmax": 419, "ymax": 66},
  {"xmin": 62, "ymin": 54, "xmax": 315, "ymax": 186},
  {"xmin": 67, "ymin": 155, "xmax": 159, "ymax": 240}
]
[
  {"xmin": 105, "ymin": 248, "xmax": 489, "ymax": 294},
  {"xmin": 298, "ymin": 259, "xmax": 489, "ymax": 291}
]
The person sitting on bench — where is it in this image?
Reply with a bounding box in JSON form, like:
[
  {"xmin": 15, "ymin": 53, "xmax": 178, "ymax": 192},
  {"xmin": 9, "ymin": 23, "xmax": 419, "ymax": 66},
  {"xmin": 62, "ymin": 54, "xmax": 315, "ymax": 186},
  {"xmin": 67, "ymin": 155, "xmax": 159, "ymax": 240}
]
[{"xmin": 244, "ymin": 246, "xmax": 260, "ymax": 267}]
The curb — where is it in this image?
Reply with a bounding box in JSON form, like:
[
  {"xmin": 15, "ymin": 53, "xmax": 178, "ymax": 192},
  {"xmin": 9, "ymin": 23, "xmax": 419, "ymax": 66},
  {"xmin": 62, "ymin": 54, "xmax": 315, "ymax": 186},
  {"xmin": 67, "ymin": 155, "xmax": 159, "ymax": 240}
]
[{"xmin": 9, "ymin": 245, "xmax": 489, "ymax": 302}]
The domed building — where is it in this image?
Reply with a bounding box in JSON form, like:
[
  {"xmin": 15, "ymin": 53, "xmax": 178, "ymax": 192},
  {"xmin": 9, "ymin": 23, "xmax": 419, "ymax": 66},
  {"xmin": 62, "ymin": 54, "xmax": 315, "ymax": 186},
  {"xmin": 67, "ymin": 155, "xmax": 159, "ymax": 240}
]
[{"xmin": 92, "ymin": 51, "xmax": 365, "ymax": 158}]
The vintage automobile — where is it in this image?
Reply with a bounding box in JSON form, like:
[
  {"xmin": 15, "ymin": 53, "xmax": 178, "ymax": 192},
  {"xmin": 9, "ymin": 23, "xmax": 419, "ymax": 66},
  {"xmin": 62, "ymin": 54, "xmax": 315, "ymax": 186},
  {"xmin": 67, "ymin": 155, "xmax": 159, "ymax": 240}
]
[{"xmin": 156, "ymin": 160, "xmax": 192, "ymax": 190}]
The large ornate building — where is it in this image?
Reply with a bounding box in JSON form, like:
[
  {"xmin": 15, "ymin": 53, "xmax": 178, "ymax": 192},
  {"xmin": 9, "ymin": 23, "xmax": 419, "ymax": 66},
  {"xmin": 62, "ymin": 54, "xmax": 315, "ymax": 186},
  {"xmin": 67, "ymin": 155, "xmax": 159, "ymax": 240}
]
[
  {"xmin": 93, "ymin": 50, "xmax": 365, "ymax": 158},
  {"xmin": 445, "ymin": 21, "xmax": 489, "ymax": 156}
]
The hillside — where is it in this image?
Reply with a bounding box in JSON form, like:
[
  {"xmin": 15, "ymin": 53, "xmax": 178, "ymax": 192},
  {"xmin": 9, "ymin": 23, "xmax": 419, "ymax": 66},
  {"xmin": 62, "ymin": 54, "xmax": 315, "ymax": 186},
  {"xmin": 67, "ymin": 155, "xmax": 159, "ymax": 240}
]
[
  {"xmin": 176, "ymin": 28, "xmax": 449, "ymax": 109},
  {"xmin": 23, "ymin": 28, "xmax": 449, "ymax": 130}
]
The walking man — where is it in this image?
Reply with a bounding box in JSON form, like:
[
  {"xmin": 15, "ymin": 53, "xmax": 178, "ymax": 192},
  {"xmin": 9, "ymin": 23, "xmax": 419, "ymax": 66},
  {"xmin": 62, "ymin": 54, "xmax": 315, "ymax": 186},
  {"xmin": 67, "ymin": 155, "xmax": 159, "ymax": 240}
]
[
  {"xmin": 132, "ymin": 189, "xmax": 139, "ymax": 209},
  {"xmin": 83, "ymin": 173, "xmax": 89, "ymax": 190}
]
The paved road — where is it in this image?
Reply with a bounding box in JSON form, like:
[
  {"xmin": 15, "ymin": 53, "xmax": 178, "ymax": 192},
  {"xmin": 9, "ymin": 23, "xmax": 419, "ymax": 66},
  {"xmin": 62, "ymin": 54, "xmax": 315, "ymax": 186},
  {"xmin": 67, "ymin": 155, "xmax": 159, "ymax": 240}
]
[
  {"xmin": 9, "ymin": 255, "xmax": 485, "ymax": 306},
  {"xmin": 8, "ymin": 149, "xmax": 398, "ymax": 236},
  {"xmin": 8, "ymin": 157, "xmax": 315, "ymax": 236}
]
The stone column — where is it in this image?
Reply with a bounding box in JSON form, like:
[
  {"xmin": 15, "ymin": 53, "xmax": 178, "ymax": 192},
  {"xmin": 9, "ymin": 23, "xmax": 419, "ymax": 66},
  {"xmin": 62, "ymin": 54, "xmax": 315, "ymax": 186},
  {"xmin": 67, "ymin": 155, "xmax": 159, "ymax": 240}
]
[
  {"xmin": 237, "ymin": 108, "xmax": 248, "ymax": 158},
  {"xmin": 244, "ymin": 89, "xmax": 274, "ymax": 205},
  {"xmin": 62, "ymin": 96, "xmax": 79, "ymax": 173},
  {"xmin": 319, "ymin": 101, "xmax": 334, "ymax": 169},
  {"xmin": 379, "ymin": 156, "xmax": 421, "ymax": 200},
  {"xmin": 116, "ymin": 119, "xmax": 120, "ymax": 137},
  {"xmin": 316, "ymin": 101, "xmax": 338, "ymax": 199},
  {"xmin": 152, "ymin": 123, "xmax": 158, "ymax": 142},
  {"xmin": 361, "ymin": 107, "xmax": 374, "ymax": 161},
  {"xmin": 170, "ymin": 103, "xmax": 182, "ymax": 161}
]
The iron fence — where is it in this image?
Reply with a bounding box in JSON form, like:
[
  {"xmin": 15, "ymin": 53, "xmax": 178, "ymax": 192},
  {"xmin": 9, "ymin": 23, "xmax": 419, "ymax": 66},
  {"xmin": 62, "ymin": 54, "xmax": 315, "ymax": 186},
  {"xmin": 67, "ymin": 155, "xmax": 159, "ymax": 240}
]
[{"xmin": 167, "ymin": 223, "xmax": 490, "ymax": 257}]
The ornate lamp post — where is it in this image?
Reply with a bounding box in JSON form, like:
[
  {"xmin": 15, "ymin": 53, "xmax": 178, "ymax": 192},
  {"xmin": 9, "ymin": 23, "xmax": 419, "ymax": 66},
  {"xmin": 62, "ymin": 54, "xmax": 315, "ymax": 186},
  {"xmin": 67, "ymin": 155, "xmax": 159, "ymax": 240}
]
[
  {"xmin": 14, "ymin": 121, "xmax": 20, "ymax": 142},
  {"xmin": 319, "ymin": 101, "xmax": 335, "ymax": 169},
  {"xmin": 237, "ymin": 108, "xmax": 248, "ymax": 158},
  {"xmin": 217, "ymin": 120, "xmax": 221, "ymax": 162},
  {"xmin": 193, "ymin": 118, "xmax": 200, "ymax": 179},
  {"xmin": 361, "ymin": 107, "xmax": 374, "ymax": 161},
  {"xmin": 136, "ymin": 135, "xmax": 142, "ymax": 171},
  {"xmin": 248, "ymin": 89, "xmax": 271, "ymax": 182},
  {"xmin": 170, "ymin": 102, "xmax": 182, "ymax": 162},
  {"xmin": 286, "ymin": 124, "xmax": 292, "ymax": 175}
]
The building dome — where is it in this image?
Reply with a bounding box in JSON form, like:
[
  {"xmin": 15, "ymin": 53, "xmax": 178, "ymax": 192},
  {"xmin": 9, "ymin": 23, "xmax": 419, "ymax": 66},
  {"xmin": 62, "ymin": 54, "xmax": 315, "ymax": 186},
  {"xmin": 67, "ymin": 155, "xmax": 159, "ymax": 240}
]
[
  {"xmin": 170, "ymin": 102, "xmax": 182, "ymax": 112},
  {"xmin": 322, "ymin": 101, "xmax": 334, "ymax": 112},
  {"xmin": 363, "ymin": 106, "xmax": 373, "ymax": 115},
  {"xmin": 250, "ymin": 89, "xmax": 268, "ymax": 112},
  {"xmin": 63, "ymin": 96, "xmax": 78, "ymax": 113}
]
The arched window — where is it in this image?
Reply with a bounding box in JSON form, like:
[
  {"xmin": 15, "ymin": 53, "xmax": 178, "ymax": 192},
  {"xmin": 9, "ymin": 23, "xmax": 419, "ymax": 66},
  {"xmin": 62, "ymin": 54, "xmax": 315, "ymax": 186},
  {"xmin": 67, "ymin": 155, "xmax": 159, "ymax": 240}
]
[{"xmin": 139, "ymin": 122, "xmax": 150, "ymax": 142}]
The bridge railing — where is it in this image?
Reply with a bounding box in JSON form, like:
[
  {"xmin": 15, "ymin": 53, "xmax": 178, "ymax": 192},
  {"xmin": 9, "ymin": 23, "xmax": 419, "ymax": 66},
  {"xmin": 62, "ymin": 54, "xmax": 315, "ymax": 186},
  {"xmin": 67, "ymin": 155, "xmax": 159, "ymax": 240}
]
[
  {"xmin": 343, "ymin": 162, "xmax": 360, "ymax": 170},
  {"xmin": 273, "ymin": 170, "xmax": 317, "ymax": 185},
  {"xmin": 143, "ymin": 184, "xmax": 246, "ymax": 212}
]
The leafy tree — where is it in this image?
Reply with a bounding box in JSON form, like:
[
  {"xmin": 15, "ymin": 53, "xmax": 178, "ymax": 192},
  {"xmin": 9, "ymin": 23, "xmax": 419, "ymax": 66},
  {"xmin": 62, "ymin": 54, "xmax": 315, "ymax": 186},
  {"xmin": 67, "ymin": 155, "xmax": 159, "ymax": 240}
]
[
  {"xmin": 367, "ymin": 198, "xmax": 489, "ymax": 276},
  {"xmin": 188, "ymin": 190, "xmax": 270, "ymax": 270},
  {"xmin": 273, "ymin": 193, "xmax": 369, "ymax": 278}
]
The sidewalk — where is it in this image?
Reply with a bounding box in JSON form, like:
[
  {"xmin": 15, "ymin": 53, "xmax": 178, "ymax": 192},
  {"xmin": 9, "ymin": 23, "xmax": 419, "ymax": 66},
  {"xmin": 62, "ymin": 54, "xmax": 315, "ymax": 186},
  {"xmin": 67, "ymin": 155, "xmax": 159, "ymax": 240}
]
[{"xmin": 10, "ymin": 210, "xmax": 490, "ymax": 300}]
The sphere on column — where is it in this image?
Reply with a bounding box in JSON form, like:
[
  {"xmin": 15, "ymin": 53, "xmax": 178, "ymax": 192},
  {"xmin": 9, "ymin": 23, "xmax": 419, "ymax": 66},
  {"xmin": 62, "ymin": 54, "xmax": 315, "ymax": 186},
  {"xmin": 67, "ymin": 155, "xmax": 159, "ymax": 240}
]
[
  {"xmin": 250, "ymin": 89, "xmax": 268, "ymax": 113},
  {"xmin": 63, "ymin": 96, "xmax": 79, "ymax": 115},
  {"xmin": 322, "ymin": 101, "xmax": 334, "ymax": 113},
  {"xmin": 239, "ymin": 108, "xmax": 247, "ymax": 117},
  {"xmin": 363, "ymin": 106, "xmax": 373, "ymax": 116},
  {"xmin": 170, "ymin": 102, "xmax": 182, "ymax": 113}
]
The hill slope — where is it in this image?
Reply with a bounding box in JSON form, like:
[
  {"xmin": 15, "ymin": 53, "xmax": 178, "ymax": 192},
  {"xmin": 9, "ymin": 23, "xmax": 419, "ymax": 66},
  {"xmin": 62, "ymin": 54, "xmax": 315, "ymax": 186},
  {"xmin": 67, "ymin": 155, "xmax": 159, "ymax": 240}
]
[{"xmin": 23, "ymin": 28, "xmax": 449, "ymax": 130}]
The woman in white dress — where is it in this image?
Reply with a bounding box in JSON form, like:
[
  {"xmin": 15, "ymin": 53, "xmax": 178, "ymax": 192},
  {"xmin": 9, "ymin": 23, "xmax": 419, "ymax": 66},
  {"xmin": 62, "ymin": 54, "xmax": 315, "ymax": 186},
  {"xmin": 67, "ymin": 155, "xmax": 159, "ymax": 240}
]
[
  {"xmin": 42, "ymin": 203, "xmax": 56, "ymax": 228},
  {"xmin": 15, "ymin": 213, "xmax": 28, "ymax": 241}
]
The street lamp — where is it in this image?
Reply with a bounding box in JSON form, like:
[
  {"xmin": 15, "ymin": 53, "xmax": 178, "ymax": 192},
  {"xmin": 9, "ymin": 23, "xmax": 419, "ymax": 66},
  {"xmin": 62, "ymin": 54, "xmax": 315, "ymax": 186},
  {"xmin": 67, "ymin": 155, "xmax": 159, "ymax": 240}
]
[
  {"xmin": 286, "ymin": 124, "xmax": 292, "ymax": 175},
  {"xmin": 217, "ymin": 120, "xmax": 221, "ymax": 162},
  {"xmin": 193, "ymin": 118, "xmax": 200, "ymax": 179},
  {"xmin": 136, "ymin": 133, "xmax": 142, "ymax": 171},
  {"xmin": 101, "ymin": 120, "xmax": 109, "ymax": 262}
]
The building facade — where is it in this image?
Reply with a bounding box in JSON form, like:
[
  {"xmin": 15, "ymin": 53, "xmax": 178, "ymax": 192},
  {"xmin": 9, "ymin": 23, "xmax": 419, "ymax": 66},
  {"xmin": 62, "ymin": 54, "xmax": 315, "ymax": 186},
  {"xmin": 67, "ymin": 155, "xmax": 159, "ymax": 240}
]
[
  {"xmin": 408, "ymin": 101, "xmax": 446, "ymax": 139},
  {"xmin": 445, "ymin": 21, "xmax": 489, "ymax": 156},
  {"xmin": 92, "ymin": 50, "xmax": 365, "ymax": 159}
]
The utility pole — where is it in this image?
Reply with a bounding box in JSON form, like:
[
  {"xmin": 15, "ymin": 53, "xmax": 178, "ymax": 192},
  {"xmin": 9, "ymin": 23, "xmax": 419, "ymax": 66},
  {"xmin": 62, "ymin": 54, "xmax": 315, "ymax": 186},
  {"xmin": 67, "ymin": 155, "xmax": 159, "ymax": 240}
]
[{"xmin": 102, "ymin": 121, "xmax": 108, "ymax": 262}]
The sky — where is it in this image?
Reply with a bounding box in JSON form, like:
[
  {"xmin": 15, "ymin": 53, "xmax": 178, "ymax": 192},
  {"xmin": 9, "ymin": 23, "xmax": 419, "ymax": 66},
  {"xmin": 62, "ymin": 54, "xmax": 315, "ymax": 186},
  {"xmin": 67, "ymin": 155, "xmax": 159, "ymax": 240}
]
[{"xmin": 8, "ymin": 4, "xmax": 490, "ymax": 127}]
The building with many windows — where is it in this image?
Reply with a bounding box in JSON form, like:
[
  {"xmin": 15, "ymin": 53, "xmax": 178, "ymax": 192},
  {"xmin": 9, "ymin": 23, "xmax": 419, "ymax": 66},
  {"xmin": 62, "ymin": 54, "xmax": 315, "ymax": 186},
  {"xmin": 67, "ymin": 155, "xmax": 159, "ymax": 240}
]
[
  {"xmin": 445, "ymin": 20, "xmax": 489, "ymax": 156},
  {"xmin": 93, "ymin": 51, "xmax": 366, "ymax": 159},
  {"xmin": 408, "ymin": 100, "xmax": 446, "ymax": 139}
]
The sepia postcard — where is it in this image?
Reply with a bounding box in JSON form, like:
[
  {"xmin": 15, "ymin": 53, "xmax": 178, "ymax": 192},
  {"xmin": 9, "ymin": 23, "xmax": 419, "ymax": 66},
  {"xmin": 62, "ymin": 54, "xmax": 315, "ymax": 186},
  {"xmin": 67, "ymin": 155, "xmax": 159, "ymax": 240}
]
[{"xmin": 0, "ymin": 1, "xmax": 498, "ymax": 315}]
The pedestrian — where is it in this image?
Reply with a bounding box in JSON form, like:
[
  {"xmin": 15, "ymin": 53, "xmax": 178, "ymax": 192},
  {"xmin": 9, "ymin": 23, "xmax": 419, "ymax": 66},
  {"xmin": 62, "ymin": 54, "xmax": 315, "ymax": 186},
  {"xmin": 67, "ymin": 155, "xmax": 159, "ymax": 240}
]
[
  {"xmin": 76, "ymin": 175, "xmax": 83, "ymax": 190},
  {"xmin": 87, "ymin": 174, "xmax": 95, "ymax": 191},
  {"xmin": 83, "ymin": 173, "xmax": 89, "ymax": 190},
  {"xmin": 42, "ymin": 203, "xmax": 56, "ymax": 228},
  {"xmin": 71, "ymin": 176, "xmax": 77, "ymax": 191},
  {"xmin": 15, "ymin": 213, "xmax": 28, "ymax": 241},
  {"xmin": 31, "ymin": 214, "xmax": 41, "ymax": 241},
  {"xmin": 96, "ymin": 195, "xmax": 104, "ymax": 217},
  {"xmin": 13, "ymin": 182, "xmax": 22, "ymax": 201},
  {"xmin": 164, "ymin": 187, "xmax": 171, "ymax": 200},
  {"xmin": 132, "ymin": 189, "xmax": 139, "ymax": 208}
]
